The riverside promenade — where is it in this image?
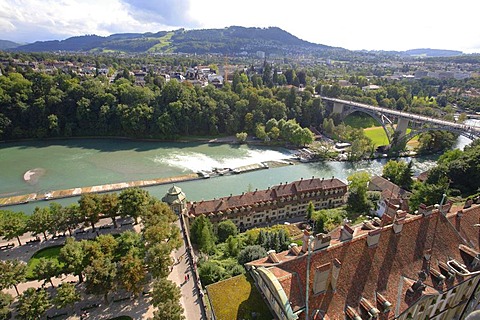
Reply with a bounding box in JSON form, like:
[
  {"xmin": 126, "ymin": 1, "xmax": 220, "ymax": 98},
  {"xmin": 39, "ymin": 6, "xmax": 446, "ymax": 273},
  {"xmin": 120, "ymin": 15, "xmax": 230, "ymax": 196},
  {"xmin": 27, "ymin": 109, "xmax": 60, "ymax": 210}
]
[{"xmin": 0, "ymin": 173, "xmax": 200, "ymax": 207}]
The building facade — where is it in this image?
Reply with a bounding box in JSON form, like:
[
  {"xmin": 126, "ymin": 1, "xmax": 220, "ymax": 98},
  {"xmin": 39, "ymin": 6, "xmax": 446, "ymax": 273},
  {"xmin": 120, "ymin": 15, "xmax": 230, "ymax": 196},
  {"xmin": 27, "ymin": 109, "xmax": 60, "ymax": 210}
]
[{"xmin": 182, "ymin": 177, "xmax": 347, "ymax": 230}]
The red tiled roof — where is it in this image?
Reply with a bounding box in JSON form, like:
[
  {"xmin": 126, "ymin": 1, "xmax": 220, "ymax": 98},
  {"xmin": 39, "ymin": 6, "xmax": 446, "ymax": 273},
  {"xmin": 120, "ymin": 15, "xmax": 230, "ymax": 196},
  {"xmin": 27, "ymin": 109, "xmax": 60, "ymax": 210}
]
[{"xmin": 249, "ymin": 205, "xmax": 480, "ymax": 320}]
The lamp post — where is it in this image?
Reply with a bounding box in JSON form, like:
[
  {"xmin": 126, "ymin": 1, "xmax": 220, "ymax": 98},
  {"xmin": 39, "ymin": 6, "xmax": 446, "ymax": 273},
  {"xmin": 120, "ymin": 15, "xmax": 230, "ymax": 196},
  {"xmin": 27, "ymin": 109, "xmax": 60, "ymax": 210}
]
[{"xmin": 305, "ymin": 235, "xmax": 314, "ymax": 320}]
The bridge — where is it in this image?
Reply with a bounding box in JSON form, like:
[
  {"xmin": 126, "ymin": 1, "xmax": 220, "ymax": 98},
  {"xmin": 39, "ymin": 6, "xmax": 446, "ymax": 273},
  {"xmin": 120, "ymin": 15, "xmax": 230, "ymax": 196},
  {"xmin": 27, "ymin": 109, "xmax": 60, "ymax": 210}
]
[{"xmin": 321, "ymin": 97, "xmax": 480, "ymax": 145}]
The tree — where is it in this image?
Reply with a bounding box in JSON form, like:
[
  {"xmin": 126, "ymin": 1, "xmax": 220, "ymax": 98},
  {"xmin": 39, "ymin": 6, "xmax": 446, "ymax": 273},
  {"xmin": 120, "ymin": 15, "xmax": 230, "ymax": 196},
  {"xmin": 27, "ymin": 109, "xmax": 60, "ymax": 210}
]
[
  {"xmin": 0, "ymin": 210, "xmax": 28, "ymax": 246},
  {"xmin": 151, "ymin": 278, "xmax": 185, "ymax": 320},
  {"xmin": 0, "ymin": 292, "xmax": 13, "ymax": 320},
  {"xmin": 28, "ymin": 207, "xmax": 53, "ymax": 241},
  {"xmin": 118, "ymin": 251, "xmax": 146, "ymax": 297},
  {"xmin": 53, "ymin": 283, "xmax": 80, "ymax": 309},
  {"xmin": 16, "ymin": 288, "xmax": 50, "ymax": 320},
  {"xmin": 33, "ymin": 258, "xmax": 61, "ymax": 287},
  {"xmin": 306, "ymin": 201, "xmax": 315, "ymax": 221},
  {"xmin": 237, "ymin": 245, "xmax": 267, "ymax": 265},
  {"xmin": 0, "ymin": 259, "xmax": 27, "ymax": 296},
  {"xmin": 59, "ymin": 237, "xmax": 85, "ymax": 282},
  {"xmin": 84, "ymin": 256, "xmax": 117, "ymax": 303},
  {"xmin": 347, "ymin": 171, "xmax": 371, "ymax": 215},
  {"xmin": 79, "ymin": 193, "xmax": 101, "ymax": 232},
  {"xmin": 119, "ymin": 187, "xmax": 150, "ymax": 224},
  {"xmin": 198, "ymin": 261, "xmax": 225, "ymax": 285},
  {"xmin": 99, "ymin": 193, "xmax": 120, "ymax": 228},
  {"xmin": 236, "ymin": 132, "xmax": 247, "ymax": 143},
  {"xmin": 216, "ymin": 220, "xmax": 238, "ymax": 243},
  {"xmin": 382, "ymin": 160, "xmax": 413, "ymax": 190},
  {"xmin": 199, "ymin": 223, "xmax": 216, "ymax": 254}
]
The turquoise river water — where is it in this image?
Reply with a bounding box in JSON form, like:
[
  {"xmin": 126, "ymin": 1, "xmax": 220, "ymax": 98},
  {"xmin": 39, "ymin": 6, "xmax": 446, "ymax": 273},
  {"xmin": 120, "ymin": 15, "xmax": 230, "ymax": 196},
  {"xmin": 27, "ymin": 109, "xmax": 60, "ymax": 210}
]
[{"xmin": 0, "ymin": 138, "xmax": 443, "ymax": 214}]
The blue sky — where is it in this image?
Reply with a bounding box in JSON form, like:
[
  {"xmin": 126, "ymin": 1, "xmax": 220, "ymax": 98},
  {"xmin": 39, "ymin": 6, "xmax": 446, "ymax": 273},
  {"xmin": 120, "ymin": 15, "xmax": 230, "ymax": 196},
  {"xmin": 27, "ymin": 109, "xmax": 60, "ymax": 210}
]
[{"xmin": 1, "ymin": 0, "xmax": 479, "ymax": 52}]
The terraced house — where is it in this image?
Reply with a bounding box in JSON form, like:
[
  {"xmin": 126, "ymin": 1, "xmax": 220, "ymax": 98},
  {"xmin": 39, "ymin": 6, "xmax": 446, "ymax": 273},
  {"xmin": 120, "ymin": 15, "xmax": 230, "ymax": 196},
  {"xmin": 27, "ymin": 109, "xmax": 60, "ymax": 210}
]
[
  {"xmin": 179, "ymin": 177, "xmax": 347, "ymax": 230},
  {"xmin": 246, "ymin": 200, "xmax": 480, "ymax": 320}
]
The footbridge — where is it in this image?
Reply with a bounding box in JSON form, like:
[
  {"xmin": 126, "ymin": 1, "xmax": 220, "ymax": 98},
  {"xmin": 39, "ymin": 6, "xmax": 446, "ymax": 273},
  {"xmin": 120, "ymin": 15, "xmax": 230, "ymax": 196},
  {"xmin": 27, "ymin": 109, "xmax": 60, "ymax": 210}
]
[{"xmin": 321, "ymin": 97, "xmax": 480, "ymax": 145}]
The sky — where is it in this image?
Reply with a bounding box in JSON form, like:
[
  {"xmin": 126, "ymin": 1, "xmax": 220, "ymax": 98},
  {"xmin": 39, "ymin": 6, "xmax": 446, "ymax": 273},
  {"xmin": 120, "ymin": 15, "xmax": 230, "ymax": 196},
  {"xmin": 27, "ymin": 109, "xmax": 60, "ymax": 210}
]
[{"xmin": 1, "ymin": 0, "xmax": 479, "ymax": 53}]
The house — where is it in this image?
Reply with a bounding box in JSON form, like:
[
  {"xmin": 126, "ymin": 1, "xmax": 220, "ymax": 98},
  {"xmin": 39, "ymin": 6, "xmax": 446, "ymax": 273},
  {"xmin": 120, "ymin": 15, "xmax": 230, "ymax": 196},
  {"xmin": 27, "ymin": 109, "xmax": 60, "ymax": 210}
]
[
  {"xmin": 368, "ymin": 176, "xmax": 411, "ymax": 218},
  {"xmin": 247, "ymin": 201, "xmax": 480, "ymax": 320},
  {"xmin": 182, "ymin": 177, "xmax": 347, "ymax": 230}
]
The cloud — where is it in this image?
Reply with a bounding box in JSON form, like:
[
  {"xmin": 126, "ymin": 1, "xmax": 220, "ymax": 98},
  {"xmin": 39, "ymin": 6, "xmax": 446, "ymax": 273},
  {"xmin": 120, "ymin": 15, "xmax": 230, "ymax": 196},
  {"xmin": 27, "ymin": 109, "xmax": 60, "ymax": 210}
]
[
  {"xmin": 121, "ymin": 0, "xmax": 197, "ymax": 27},
  {"xmin": 0, "ymin": 0, "xmax": 198, "ymax": 43}
]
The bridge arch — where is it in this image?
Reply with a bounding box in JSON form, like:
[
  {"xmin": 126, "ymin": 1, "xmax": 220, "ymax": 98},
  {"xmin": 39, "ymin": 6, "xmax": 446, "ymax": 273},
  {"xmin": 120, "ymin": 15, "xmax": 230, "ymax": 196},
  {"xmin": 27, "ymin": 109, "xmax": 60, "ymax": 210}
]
[
  {"xmin": 401, "ymin": 126, "xmax": 478, "ymax": 144},
  {"xmin": 342, "ymin": 108, "xmax": 395, "ymax": 144}
]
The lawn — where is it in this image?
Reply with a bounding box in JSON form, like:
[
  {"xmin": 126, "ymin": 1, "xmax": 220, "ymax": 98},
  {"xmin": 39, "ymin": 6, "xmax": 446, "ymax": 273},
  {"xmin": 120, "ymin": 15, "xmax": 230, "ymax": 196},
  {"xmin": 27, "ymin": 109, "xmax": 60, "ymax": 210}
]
[
  {"xmin": 364, "ymin": 126, "xmax": 390, "ymax": 146},
  {"xmin": 206, "ymin": 273, "xmax": 273, "ymax": 320},
  {"xmin": 26, "ymin": 245, "xmax": 64, "ymax": 279}
]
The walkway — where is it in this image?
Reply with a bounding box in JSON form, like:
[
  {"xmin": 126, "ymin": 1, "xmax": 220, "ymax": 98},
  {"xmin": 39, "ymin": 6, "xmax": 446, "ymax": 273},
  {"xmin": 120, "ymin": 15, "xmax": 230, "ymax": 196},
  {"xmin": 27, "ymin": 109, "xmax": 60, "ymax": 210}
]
[{"xmin": 168, "ymin": 220, "xmax": 204, "ymax": 320}]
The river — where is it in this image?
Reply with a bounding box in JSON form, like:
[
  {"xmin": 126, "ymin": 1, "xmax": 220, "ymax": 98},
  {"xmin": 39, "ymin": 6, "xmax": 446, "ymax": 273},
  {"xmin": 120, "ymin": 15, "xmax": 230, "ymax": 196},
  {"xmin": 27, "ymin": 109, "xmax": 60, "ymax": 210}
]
[
  {"xmin": 0, "ymin": 138, "xmax": 437, "ymax": 214},
  {"xmin": 1, "ymin": 117, "xmax": 478, "ymax": 215}
]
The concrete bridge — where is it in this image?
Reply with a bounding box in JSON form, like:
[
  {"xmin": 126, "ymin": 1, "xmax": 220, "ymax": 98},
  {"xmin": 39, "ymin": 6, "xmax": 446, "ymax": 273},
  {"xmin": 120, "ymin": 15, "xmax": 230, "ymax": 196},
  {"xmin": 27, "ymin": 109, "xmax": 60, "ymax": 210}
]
[{"xmin": 321, "ymin": 96, "xmax": 480, "ymax": 145}]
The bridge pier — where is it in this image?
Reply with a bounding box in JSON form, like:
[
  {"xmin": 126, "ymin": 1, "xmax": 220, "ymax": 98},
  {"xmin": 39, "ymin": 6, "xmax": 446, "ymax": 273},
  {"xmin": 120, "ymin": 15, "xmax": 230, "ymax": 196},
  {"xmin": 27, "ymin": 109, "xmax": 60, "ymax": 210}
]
[
  {"xmin": 395, "ymin": 117, "xmax": 409, "ymax": 140},
  {"xmin": 333, "ymin": 102, "xmax": 344, "ymax": 114}
]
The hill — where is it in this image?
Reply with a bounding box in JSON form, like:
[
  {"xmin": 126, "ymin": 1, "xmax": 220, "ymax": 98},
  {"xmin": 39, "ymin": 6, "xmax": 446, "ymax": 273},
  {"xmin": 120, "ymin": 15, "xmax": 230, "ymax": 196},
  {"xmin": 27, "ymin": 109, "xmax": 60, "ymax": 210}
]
[
  {"xmin": 0, "ymin": 40, "xmax": 22, "ymax": 50},
  {"xmin": 404, "ymin": 48, "xmax": 463, "ymax": 57},
  {"xmin": 12, "ymin": 26, "xmax": 336, "ymax": 56}
]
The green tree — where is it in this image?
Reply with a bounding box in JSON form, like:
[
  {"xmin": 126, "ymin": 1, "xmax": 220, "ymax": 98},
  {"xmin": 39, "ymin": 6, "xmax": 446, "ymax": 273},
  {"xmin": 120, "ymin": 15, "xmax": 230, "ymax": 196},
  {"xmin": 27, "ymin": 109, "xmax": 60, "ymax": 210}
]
[
  {"xmin": 119, "ymin": 187, "xmax": 150, "ymax": 224},
  {"xmin": 84, "ymin": 256, "xmax": 117, "ymax": 303},
  {"xmin": 347, "ymin": 171, "xmax": 371, "ymax": 214},
  {"xmin": 53, "ymin": 283, "xmax": 80, "ymax": 309},
  {"xmin": 216, "ymin": 220, "xmax": 238, "ymax": 243},
  {"xmin": 151, "ymin": 278, "xmax": 185, "ymax": 320},
  {"xmin": 0, "ymin": 210, "xmax": 28, "ymax": 246},
  {"xmin": 199, "ymin": 224, "xmax": 216, "ymax": 254},
  {"xmin": 28, "ymin": 207, "xmax": 53, "ymax": 241},
  {"xmin": 236, "ymin": 132, "xmax": 248, "ymax": 143},
  {"xmin": 382, "ymin": 160, "xmax": 413, "ymax": 190},
  {"xmin": 118, "ymin": 251, "xmax": 146, "ymax": 297},
  {"xmin": 198, "ymin": 261, "xmax": 226, "ymax": 285},
  {"xmin": 16, "ymin": 287, "xmax": 50, "ymax": 320},
  {"xmin": 99, "ymin": 193, "xmax": 120, "ymax": 228},
  {"xmin": 79, "ymin": 193, "xmax": 101, "ymax": 232},
  {"xmin": 237, "ymin": 245, "xmax": 267, "ymax": 265},
  {"xmin": 33, "ymin": 258, "xmax": 61, "ymax": 287},
  {"xmin": 306, "ymin": 201, "xmax": 315, "ymax": 221},
  {"xmin": 59, "ymin": 237, "xmax": 85, "ymax": 282},
  {"xmin": 225, "ymin": 235, "xmax": 241, "ymax": 257},
  {"xmin": 0, "ymin": 292, "xmax": 13, "ymax": 320},
  {"xmin": 0, "ymin": 259, "xmax": 27, "ymax": 296}
]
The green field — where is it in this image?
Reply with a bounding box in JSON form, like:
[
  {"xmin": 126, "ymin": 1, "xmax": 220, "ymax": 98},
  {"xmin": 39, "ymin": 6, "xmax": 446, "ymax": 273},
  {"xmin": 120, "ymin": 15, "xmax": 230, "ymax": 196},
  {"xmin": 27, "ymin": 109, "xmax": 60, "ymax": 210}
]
[
  {"xmin": 364, "ymin": 127, "xmax": 390, "ymax": 146},
  {"xmin": 206, "ymin": 273, "xmax": 273, "ymax": 320},
  {"xmin": 26, "ymin": 245, "xmax": 64, "ymax": 279}
]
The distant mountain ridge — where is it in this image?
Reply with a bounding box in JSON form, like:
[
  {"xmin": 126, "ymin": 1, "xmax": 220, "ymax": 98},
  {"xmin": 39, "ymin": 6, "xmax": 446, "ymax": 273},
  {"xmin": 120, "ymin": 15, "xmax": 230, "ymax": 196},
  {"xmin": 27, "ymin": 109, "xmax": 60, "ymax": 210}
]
[
  {"xmin": 0, "ymin": 40, "xmax": 21, "ymax": 50},
  {"xmin": 10, "ymin": 26, "xmax": 335, "ymax": 55},
  {"xmin": 404, "ymin": 48, "xmax": 463, "ymax": 57}
]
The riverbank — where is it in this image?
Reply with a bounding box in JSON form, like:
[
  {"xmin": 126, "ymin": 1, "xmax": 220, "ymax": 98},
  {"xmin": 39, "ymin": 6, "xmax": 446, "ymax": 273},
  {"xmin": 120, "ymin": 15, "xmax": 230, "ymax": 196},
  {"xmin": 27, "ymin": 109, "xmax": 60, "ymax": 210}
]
[{"xmin": 0, "ymin": 173, "xmax": 200, "ymax": 207}]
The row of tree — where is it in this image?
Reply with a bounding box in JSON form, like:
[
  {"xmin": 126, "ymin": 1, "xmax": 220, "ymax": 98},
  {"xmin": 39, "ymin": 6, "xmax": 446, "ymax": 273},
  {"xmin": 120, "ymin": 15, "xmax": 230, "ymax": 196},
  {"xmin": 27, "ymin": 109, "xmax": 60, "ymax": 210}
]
[{"xmin": 0, "ymin": 189, "xmax": 185, "ymax": 320}]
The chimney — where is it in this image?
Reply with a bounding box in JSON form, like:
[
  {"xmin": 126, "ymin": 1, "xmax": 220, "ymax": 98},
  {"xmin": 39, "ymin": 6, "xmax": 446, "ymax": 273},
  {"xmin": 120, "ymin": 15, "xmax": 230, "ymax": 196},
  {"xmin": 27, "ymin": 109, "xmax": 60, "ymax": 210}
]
[
  {"xmin": 464, "ymin": 198, "xmax": 473, "ymax": 209},
  {"xmin": 393, "ymin": 210, "xmax": 406, "ymax": 234},
  {"xmin": 302, "ymin": 230, "xmax": 311, "ymax": 252},
  {"xmin": 340, "ymin": 224, "xmax": 354, "ymax": 241},
  {"xmin": 267, "ymin": 250, "xmax": 280, "ymax": 263},
  {"xmin": 405, "ymin": 272, "xmax": 427, "ymax": 302},
  {"xmin": 313, "ymin": 233, "xmax": 331, "ymax": 251},
  {"xmin": 359, "ymin": 297, "xmax": 379, "ymax": 318},
  {"xmin": 331, "ymin": 258, "xmax": 341, "ymax": 291},
  {"xmin": 367, "ymin": 228, "xmax": 382, "ymax": 247},
  {"xmin": 345, "ymin": 306, "xmax": 362, "ymax": 320},
  {"xmin": 376, "ymin": 292, "xmax": 392, "ymax": 313}
]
